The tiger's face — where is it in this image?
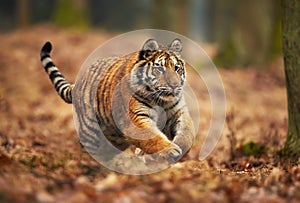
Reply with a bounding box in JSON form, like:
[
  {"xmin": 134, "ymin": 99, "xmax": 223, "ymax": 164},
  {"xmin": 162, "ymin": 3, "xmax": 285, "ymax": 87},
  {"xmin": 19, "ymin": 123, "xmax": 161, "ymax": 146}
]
[{"xmin": 131, "ymin": 39, "xmax": 186, "ymax": 105}]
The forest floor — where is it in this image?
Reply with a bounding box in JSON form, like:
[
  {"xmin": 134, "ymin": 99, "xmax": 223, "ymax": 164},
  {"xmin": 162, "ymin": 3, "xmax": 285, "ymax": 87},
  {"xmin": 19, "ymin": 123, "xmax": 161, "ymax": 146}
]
[{"xmin": 0, "ymin": 25, "xmax": 298, "ymax": 203}]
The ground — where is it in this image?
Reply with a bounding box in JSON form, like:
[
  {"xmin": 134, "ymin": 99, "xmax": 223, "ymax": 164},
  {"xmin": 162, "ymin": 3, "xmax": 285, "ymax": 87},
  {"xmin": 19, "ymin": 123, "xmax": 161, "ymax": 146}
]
[{"xmin": 0, "ymin": 25, "xmax": 299, "ymax": 203}]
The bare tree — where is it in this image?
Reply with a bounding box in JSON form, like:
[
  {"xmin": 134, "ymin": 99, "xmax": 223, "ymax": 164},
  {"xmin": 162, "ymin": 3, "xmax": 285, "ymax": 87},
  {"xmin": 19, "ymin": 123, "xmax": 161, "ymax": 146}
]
[{"xmin": 280, "ymin": 0, "xmax": 300, "ymax": 160}]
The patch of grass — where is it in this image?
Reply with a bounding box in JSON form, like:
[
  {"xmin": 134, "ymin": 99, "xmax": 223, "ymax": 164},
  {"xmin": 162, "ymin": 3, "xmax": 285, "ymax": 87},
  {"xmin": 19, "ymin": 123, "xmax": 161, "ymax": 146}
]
[
  {"xmin": 242, "ymin": 141, "xmax": 265, "ymax": 158},
  {"xmin": 214, "ymin": 37, "xmax": 244, "ymax": 68}
]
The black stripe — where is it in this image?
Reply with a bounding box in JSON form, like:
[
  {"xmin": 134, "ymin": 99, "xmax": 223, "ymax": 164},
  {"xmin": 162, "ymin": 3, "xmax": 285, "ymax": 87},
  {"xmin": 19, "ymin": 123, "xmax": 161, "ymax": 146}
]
[
  {"xmin": 81, "ymin": 144, "xmax": 98, "ymax": 153},
  {"xmin": 80, "ymin": 133, "xmax": 97, "ymax": 146},
  {"xmin": 135, "ymin": 58, "xmax": 148, "ymax": 68},
  {"xmin": 44, "ymin": 61, "xmax": 55, "ymax": 71},
  {"xmin": 132, "ymin": 94, "xmax": 152, "ymax": 109},
  {"xmin": 172, "ymin": 108, "xmax": 184, "ymax": 118},
  {"xmin": 63, "ymin": 89, "xmax": 72, "ymax": 101},
  {"xmin": 138, "ymin": 50, "xmax": 146, "ymax": 61},
  {"xmin": 58, "ymin": 84, "xmax": 69, "ymax": 96},
  {"xmin": 136, "ymin": 113, "xmax": 150, "ymax": 118},
  {"xmin": 165, "ymin": 99, "xmax": 180, "ymax": 111},
  {"xmin": 76, "ymin": 109, "xmax": 101, "ymax": 141},
  {"xmin": 129, "ymin": 108, "xmax": 151, "ymax": 119},
  {"xmin": 145, "ymin": 85, "xmax": 152, "ymax": 92},
  {"xmin": 66, "ymin": 93, "xmax": 72, "ymax": 103},
  {"xmin": 49, "ymin": 70, "xmax": 63, "ymax": 81},
  {"xmin": 41, "ymin": 54, "xmax": 50, "ymax": 61},
  {"xmin": 54, "ymin": 78, "xmax": 68, "ymax": 90},
  {"xmin": 79, "ymin": 130, "xmax": 99, "ymax": 146}
]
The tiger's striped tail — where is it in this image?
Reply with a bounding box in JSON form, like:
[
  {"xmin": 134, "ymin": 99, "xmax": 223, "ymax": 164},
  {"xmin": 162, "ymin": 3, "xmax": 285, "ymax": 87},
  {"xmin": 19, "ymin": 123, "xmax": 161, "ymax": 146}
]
[{"xmin": 40, "ymin": 42, "xmax": 74, "ymax": 104}]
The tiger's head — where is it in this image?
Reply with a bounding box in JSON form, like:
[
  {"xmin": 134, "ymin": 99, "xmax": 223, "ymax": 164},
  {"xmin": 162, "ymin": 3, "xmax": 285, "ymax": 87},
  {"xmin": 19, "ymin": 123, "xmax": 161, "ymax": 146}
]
[{"xmin": 131, "ymin": 39, "xmax": 186, "ymax": 105}]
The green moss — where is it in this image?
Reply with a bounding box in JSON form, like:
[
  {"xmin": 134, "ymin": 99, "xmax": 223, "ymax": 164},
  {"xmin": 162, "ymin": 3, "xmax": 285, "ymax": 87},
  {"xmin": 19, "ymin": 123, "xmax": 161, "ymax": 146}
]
[
  {"xmin": 52, "ymin": 0, "xmax": 90, "ymax": 29},
  {"xmin": 242, "ymin": 141, "xmax": 265, "ymax": 158}
]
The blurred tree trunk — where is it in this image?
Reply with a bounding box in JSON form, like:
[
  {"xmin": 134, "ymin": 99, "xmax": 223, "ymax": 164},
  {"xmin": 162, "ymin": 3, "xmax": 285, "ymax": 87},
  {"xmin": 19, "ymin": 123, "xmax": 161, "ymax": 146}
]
[
  {"xmin": 174, "ymin": 0, "xmax": 188, "ymax": 36},
  {"xmin": 280, "ymin": 0, "xmax": 300, "ymax": 160},
  {"xmin": 16, "ymin": 0, "xmax": 30, "ymax": 27}
]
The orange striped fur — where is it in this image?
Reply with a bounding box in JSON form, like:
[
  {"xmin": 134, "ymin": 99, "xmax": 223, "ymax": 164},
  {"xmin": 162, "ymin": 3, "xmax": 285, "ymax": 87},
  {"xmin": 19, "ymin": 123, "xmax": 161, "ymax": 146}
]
[{"xmin": 40, "ymin": 39, "xmax": 195, "ymax": 162}]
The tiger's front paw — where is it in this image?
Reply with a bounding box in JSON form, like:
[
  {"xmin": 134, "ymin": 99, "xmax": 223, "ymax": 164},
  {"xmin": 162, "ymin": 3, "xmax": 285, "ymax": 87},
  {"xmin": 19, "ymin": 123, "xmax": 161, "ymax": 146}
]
[{"xmin": 157, "ymin": 143, "xmax": 182, "ymax": 163}]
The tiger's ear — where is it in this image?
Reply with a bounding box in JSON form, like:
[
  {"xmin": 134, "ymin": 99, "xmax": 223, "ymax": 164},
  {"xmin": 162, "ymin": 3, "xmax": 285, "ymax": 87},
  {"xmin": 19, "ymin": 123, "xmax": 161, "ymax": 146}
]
[
  {"xmin": 142, "ymin": 39, "xmax": 159, "ymax": 51},
  {"xmin": 169, "ymin": 39, "xmax": 182, "ymax": 55}
]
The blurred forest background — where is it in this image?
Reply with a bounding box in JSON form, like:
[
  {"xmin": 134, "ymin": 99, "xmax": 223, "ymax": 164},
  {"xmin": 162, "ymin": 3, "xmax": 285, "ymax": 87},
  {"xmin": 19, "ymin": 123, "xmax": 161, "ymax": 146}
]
[
  {"xmin": 0, "ymin": 0, "xmax": 282, "ymax": 67},
  {"xmin": 2, "ymin": 1, "xmax": 297, "ymax": 202}
]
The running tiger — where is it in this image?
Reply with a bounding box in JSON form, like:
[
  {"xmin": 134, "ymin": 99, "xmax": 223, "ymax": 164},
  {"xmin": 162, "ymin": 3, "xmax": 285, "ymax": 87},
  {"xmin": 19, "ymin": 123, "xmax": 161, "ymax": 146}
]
[{"xmin": 40, "ymin": 39, "xmax": 195, "ymax": 162}]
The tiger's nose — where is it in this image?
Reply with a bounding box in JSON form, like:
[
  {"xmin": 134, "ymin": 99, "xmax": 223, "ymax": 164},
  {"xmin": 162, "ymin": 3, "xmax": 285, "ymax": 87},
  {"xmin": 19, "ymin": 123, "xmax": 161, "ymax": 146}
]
[{"xmin": 169, "ymin": 82, "xmax": 179, "ymax": 89}]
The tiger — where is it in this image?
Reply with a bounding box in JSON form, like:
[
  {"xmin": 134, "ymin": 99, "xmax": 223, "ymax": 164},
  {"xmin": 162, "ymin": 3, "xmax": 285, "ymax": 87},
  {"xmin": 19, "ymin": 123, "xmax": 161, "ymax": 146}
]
[{"xmin": 40, "ymin": 38, "xmax": 195, "ymax": 163}]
